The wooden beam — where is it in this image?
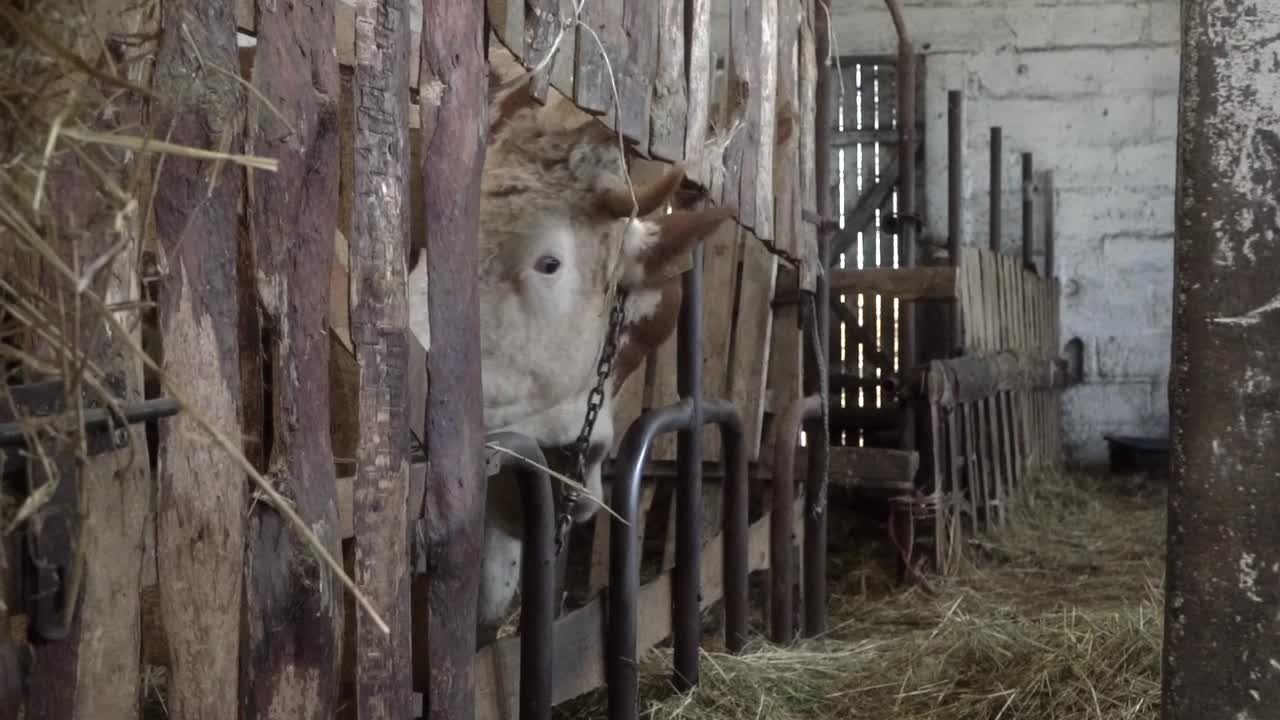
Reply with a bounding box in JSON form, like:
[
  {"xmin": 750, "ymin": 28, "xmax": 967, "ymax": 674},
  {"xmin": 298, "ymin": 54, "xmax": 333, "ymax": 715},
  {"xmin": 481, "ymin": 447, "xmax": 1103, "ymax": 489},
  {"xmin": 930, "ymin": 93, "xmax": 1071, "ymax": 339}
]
[
  {"xmin": 914, "ymin": 351, "xmax": 1070, "ymax": 408},
  {"xmin": 242, "ymin": 0, "xmax": 344, "ymax": 713},
  {"xmin": 831, "ymin": 128, "xmax": 898, "ymax": 147},
  {"xmin": 350, "ymin": 0, "xmax": 414, "ymax": 715},
  {"xmin": 418, "ymin": 2, "xmax": 490, "ymax": 719},
  {"xmin": 828, "ymin": 446, "xmax": 919, "ymax": 492},
  {"xmin": 828, "ymin": 266, "xmax": 958, "ymax": 301},
  {"xmin": 151, "ymin": 0, "xmax": 246, "ymax": 715}
]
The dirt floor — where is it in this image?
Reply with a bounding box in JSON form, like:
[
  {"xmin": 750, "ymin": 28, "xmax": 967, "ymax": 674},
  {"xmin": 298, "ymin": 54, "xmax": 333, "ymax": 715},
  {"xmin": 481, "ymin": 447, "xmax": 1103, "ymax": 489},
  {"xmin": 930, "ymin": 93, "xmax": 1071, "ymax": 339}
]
[{"xmin": 560, "ymin": 469, "xmax": 1166, "ymax": 719}]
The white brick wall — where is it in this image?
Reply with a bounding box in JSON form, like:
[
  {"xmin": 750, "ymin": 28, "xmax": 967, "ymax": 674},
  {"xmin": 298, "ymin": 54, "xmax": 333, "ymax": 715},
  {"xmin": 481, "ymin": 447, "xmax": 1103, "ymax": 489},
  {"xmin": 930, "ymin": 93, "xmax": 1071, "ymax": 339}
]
[{"xmin": 831, "ymin": 0, "xmax": 1179, "ymax": 463}]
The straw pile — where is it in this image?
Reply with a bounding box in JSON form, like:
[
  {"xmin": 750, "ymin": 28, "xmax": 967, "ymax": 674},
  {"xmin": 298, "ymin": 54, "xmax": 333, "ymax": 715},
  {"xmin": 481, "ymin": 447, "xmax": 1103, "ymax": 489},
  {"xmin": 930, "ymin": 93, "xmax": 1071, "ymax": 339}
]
[{"xmin": 560, "ymin": 471, "xmax": 1166, "ymax": 720}]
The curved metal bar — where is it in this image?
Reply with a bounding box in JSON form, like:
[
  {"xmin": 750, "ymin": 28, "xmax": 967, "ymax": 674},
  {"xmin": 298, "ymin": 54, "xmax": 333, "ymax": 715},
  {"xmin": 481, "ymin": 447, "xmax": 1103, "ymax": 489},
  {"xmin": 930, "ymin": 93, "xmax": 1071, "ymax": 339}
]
[
  {"xmin": 484, "ymin": 431, "xmax": 556, "ymax": 720},
  {"xmin": 607, "ymin": 399, "xmax": 693, "ymax": 720},
  {"xmin": 804, "ymin": 225, "xmax": 833, "ymax": 639},
  {"xmin": 673, "ymin": 244, "xmax": 705, "ymax": 690},
  {"xmin": 769, "ymin": 393, "xmax": 822, "ymax": 643},
  {"xmin": 703, "ymin": 399, "xmax": 749, "ymax": 652}
]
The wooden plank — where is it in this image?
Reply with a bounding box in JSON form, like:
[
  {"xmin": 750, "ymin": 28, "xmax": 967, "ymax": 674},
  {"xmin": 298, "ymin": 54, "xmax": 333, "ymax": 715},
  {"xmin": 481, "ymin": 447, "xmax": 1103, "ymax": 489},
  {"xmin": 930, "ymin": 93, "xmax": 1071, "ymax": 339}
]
[
  {"xmin": 987, "ymin": 395, "xmax": 1006, "ymax": 526},
  {"xmin": 609, "ymin": 0, "xmax": 659, "ymax": 146},
  {"xmin": 700, "ymin": 220, "xmax": 743, "ymax": 462},
  {"xmin": 350, "ymin": 1, "xmax": 414, "ymax": 716},
  {"xmin": 980, "ymin": 398, "xmax": 1000, "ymax": 526},
  {"xmin": 683, "ymin": 0, "xmax": 712, "ymax": 183},
  {"xmin": 574, "ymin": 0, "xmax": 623, "ymax": 115},
  {"xmin": 243, "ymin": 0, "xmax": 344, "ymax": 712},
  {"xmin": 473, "ymin": 497, "xmax": 803, "ymax": 719},
  {"xmin": 731, "ymin": 231, "xmax": 781, "ymax": 461},
  {"xmin": 828, "ymin": 266, "xmax": 958, "ymax": 301},
  {"xmin": 749, "ymin": 0, "xmax": 778, "ymax": 241},
  {"xmin": 586, "ymin": 483, "xmax": 657, "ymax": 602},
  {"xmin": 525, "ymin": 0, "xmax": 560, "ymax": 100},
  {"xmin": 720, "ymin": 0, "xmax": 752, "ymax": 223},
  {"xmin": 798, "ymin": 1, "xmax": 818, "ymax": 219},
  {"xmin": 487, "ymin": 0, "xmax": 524, "ymax": 57},
  {"xmin": 828, "ymin": 446, "xmax": 919, "ymax": 490},
  {"xmin": 928, "ymin": 404, "xmax": 948, "ymax": 572},
  {"xmin": 650, "ymin": 0, "xmax": 689, "ymax": 161},
  {"xmin": 774, "ymin": 0, "xmax": 800, "ymax": 256},
  {"xmin": 648, "ymin": 331, "xmax": 680, "ymax": 460},
  {"xmin": 151, "ymin": 0, "xmax": 246, "ymax": 715},
  {"xmin": 963, "ymin": 403, "xmax": 982, "ymax": 529},
  {"xmin": 417, "ymin": 1, "xmax": 490, "ymax": 717},
  {"xmin": 764, "ymin": 271, "xmax": 803, "ymax": 460}
]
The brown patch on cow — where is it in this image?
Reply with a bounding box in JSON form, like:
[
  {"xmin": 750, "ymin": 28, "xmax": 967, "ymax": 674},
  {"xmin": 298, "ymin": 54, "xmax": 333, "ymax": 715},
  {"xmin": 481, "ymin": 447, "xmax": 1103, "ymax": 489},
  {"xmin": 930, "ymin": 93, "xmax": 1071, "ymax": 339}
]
[{"xmin": 612, "ymin": 280, "xmax": 683, "ymax": 394}]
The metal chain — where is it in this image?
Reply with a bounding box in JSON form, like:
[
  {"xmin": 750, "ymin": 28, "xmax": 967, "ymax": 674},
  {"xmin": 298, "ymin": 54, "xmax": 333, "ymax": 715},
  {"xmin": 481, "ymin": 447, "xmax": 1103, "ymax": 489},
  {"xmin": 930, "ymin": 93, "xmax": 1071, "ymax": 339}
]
[{"xmin": 558, "ymin": 287, "xmax": 629, "ymax": 556}]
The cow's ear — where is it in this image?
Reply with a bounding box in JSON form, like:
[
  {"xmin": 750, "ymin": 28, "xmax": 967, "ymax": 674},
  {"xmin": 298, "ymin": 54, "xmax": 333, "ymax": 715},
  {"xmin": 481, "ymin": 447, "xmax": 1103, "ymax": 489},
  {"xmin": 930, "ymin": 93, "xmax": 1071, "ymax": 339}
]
[
  {"xmin": 597, "ymin": 163, "xmax": 686, "ymax": 218},
  {"xmin": 623, "ymin": 207, "xmax": 736, "ymax": 280}
]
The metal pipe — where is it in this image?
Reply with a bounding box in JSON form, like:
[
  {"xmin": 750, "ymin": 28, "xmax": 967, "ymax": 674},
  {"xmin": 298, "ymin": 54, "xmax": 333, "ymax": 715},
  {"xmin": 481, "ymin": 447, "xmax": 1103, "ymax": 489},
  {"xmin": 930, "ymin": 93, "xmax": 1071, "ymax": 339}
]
[
  {"xmin": 673, "ymin": 243, "xmax": 705, "ymax": 690},
  {"xmin": 1043, "ymin": 170, "xmax": 1055, "ymax": 278},
  {"xmin": 886, "ymin": 0, "xmax": 918, "ymax": 454},
  {"xmin": 1022, "ymin": 152, "xmax": 1035, "ymax": 272},
  {"xmin": 483, "ymin": 431, "xmax": 556, "ymax": 720},
  {"xmin": 802, "ymin": 310, "xmax": 830, "ymax": 635},
  {"xmin": 606, "ymin": 397, "xmax": 751, "ymax": 720},
  {"xmin": 0, "ymin": 397, "xmax": 181, "ymax": 449},
  {"xmin": 703, "ymin": 398, "xmax": 749, "ymax": 652},
  {"xmin": 804, "ymin": 0, "xmax": 834, "ymax": 640},
  {"xmin": 608, "ymin": 400, "xmax": 695, "ymax": 720},
  {"xmin": 947, "ymin": 90, "xmax": 963, "ymax": 264},
  {"xmin": 769, "ymin": 393, "xmax": 822, "ymax": 643},
  {"xmin": 990, "ymin": 127, "xmax": 1002, "ymax": 253}
]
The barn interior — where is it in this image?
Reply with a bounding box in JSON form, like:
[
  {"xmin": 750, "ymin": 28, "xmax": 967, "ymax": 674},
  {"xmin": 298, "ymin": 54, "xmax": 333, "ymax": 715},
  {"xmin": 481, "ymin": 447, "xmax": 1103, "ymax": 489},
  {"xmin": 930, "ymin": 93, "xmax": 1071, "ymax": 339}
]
[{"xmin": 0, "ymin": 0, "xmax": 1271, "ymax": 719}]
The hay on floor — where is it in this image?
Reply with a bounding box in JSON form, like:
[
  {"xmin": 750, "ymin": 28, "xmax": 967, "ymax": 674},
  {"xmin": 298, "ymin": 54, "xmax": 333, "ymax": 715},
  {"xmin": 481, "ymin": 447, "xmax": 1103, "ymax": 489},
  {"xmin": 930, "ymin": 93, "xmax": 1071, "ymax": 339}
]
[{"xmin": 560, "ymin": 471, "xmax": 1166, "ymax": 720}]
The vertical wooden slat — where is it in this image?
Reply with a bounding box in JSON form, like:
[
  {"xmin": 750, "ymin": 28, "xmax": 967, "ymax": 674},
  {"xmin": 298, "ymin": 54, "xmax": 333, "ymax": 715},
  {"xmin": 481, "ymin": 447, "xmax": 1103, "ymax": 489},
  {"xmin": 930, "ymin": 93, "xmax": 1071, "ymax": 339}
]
[
  {"xmin": 929, "ymin": 402, "xmax": 947, "ymax": 573},
  {"xmin": 351, "ymin": 0, "xmax": 413, "ymax": 716},
  {"xmin": 684, "ymin": 0, "xmax": 712, "ymax": 181},
  {"xmin": 574, "ymin": 0, "xmax": 623, "ymax": 115},
  {"xmin": 650, "ymin": 0, "xmax": 689, "ymax": 161},
  {"xmin": 700, "ymin": 221, "xmax": 743, "ymax": 462},
  {"xmin": 721, "ymin": 0, "xmax": 752, "ymax": 224},
  {"xmin": 488, "ymin": 0, "xmax": 524, "ymax": 56},
  {"xmin": 732, "ymin": 232, "xmax": 781, "ymax": 461},
  {"xmin": 751, "ymin": 0, "xmax": 778, "ymax": 242},
  {"xmin": 525, "ymin": 0, "xmax": 561, "ymax": 101},
  {"xmin": 945, "ymin": 407, "xmax": 964, "ymax": 559},
  {"xmin": 151, "ymin": 0, "xmax": 245, "ymax": 716},
  {"xmin": 418, "ymin": 1, "xmax": 489, "ymax": 717},
  {"xmin": 612, "ymin": 0, "xmax": 659, "ymax": 145},
  {"xmin": 243, "ymin": 0, "xmax": 343, "ymax": 713}
]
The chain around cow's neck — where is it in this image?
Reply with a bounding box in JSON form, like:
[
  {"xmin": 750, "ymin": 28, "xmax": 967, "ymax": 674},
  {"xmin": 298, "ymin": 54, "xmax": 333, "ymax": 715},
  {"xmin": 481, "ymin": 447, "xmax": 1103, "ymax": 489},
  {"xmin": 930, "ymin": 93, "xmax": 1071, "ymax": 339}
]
[{"xmin": 558, "ymin": 286, "xmax": 628, "ymax": 555}]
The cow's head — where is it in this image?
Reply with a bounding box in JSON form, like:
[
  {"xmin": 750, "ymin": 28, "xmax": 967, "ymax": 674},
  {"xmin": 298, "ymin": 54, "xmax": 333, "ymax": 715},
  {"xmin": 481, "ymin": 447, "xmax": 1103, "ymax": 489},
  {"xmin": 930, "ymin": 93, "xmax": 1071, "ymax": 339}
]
[{"xmin": 408, "ymin": 75, "xmax": 735, "ymax": 521}]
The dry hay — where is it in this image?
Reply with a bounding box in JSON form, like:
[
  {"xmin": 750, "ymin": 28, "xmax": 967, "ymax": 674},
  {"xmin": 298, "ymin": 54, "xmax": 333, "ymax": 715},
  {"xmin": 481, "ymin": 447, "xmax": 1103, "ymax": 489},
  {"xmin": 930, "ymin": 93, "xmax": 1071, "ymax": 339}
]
[{"xmin": 559, "ymin": 471, "xmax": 1166, "ymax": 720}]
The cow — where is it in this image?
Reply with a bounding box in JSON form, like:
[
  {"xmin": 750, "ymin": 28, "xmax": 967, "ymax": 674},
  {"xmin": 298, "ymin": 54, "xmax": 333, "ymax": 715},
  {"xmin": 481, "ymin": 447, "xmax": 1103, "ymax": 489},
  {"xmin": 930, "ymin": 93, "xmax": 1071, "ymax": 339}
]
[{"xmin": 406, "ymin": 71, "xmax": 737, "ymax": 641}]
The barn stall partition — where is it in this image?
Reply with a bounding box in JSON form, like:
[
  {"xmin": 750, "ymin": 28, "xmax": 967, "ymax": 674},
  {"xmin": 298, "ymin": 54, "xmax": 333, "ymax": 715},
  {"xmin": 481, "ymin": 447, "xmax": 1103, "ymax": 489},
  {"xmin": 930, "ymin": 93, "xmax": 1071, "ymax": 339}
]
[
  {"xmin": 0, "ymin": 1, "xmax": 830, "ymax": 720},
  {"xmin": 819, "ymin": 35, "xmax": 1071, "ymax": 577}
]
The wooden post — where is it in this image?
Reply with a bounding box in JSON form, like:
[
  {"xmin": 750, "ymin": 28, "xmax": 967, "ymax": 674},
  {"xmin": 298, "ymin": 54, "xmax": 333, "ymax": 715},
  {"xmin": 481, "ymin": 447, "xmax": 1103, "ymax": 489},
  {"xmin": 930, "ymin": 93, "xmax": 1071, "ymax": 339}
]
[
  {"xmin": 1042, "ymin": 170, "xmax": 1055, "ymax": 278},
  {"xmin": 1020, "ymin": 152, "xmax": 1034, "ymax": 273},
  {"xmin": 151, "ymin": 0, "xmax": 246, "ymax": 716},
  {"xmin": 21, "ymin": 2, "xmax": 154, "ymax": 717},
  {"xmin": 242, "ymin": 0, "xmax": 343, "ymax": 715},
  {"xmin": 351, "ymin": 0, "xmax": 414, "ymax": 717},
  {"xmin": 418, "ymin": 1, "xmax": 489, "ymax": 718},
  {"xmin": 1163, "ymin": 2, "xmax": 1280, "ymax": 717}
]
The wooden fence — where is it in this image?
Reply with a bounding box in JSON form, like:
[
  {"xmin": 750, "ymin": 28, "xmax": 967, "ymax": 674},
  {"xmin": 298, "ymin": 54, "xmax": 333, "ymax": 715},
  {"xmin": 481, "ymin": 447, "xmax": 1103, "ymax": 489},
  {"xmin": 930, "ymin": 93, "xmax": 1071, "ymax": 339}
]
[{"xmin": 920, "ymin": 246, "xmax": 1066, "ymax": 574}]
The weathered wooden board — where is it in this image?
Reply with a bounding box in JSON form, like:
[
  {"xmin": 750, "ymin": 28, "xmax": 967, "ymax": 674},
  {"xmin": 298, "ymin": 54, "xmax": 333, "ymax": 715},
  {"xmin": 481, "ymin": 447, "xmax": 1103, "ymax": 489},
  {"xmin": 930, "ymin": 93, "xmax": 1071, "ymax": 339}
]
[
  {"xmin": 829, "ymin": 266, "xmax": 959, "ymax": 301},
  {"xmin": 151, "ymin": 0, "xmax": 246, "ymax": 715},
  {"xmin": 684, "ymin": 0, "xmax": 712, "ymax": 183},
  {"xmin": 524, "ymin": 0, "xmax": 560, "ymax": 100},
  {"xmin": 732, "ymin": 232, "xmax": 782, "ymax": 461},
  {"xmin": 243, "ymin": 0, "xmax": 344, "ymax": 713},
  {"xmin": 609, "ymin": 0, "xmax": 659, "ymax": 146},
  {"xmin": 574, "ymin": 0, "xmax": 623, "ymax": 115},
  {"xmin": 720, "ymin": 0, "xmax": 752, "ymax": 224},
  {"xmin": 349, "ymin": 0, "xmax": 414, "ymax": 716},
  {"xmin": 749, "ymin": 0, "xmax": 778, "ymax": 241},
  {"xmin": 650, "ymin": 0, "xmax": 689, "ymax": 161},
  {"xmin": 699, "ymin": 220, "xmax": 744, "ymax": 462}
]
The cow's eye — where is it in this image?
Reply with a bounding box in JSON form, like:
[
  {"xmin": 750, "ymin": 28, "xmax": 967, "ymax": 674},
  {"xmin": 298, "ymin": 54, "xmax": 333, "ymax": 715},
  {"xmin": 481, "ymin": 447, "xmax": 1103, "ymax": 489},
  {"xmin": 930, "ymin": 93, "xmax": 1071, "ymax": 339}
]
[{"xmin": 534, "ymin": 255, "xmax": 561, "ymax": 275}]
